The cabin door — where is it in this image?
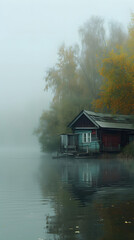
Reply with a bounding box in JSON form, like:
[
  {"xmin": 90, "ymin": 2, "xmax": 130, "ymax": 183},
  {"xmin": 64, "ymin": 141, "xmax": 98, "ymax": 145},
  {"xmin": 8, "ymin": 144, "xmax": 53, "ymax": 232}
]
[{"xmin": 102, "ymin": 133, "xmax": 121, "ymax": 151}]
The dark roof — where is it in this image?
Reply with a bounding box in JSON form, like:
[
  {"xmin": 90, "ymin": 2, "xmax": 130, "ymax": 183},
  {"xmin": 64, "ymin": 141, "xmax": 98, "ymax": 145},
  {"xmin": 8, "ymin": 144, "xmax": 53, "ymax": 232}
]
[{"xmin": 68, "ymin": 110, "xmax": 134, "ymax": 130}]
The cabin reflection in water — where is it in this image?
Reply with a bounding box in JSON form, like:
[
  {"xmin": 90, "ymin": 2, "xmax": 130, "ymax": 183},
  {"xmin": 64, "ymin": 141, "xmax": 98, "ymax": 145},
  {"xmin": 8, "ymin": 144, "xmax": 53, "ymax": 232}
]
[{"xmin": 60, "ymin": 160, "xmax": 131, "ymax": 203}]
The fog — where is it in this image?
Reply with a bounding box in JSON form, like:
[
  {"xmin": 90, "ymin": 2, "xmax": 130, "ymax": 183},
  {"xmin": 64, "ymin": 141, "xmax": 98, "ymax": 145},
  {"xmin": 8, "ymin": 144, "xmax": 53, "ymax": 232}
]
[{"xmin": 0, "ymin": 0, "xmax": 133, "ymax": 150}]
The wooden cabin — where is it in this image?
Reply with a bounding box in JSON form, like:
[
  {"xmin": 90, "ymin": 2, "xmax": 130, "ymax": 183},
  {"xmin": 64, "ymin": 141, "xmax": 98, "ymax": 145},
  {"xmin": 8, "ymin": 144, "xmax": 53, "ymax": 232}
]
[{"xmin": 60, "ymin": 110, "xmax": 134, "ymax": 154}]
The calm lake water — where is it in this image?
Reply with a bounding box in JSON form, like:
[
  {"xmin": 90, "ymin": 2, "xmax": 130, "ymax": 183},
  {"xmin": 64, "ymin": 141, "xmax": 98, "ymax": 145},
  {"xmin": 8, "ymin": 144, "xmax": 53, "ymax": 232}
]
[{"xmin": 0, "ymin": 149, "xmax": 134, "ymax": 240}]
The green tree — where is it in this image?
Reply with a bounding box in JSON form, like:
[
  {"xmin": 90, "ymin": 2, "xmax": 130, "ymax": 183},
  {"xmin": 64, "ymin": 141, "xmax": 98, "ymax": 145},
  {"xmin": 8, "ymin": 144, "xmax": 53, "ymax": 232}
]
[
  {"xmin": 107, "ymin": 21, "xmax": 128, "ymax": 52},
  {"xmin": 78, "ymin": 16, "xmax": 106, "ymax": 100},
  {"xmin": 36, "ymin": 45, "xmax": 89, "ymax": 152}
]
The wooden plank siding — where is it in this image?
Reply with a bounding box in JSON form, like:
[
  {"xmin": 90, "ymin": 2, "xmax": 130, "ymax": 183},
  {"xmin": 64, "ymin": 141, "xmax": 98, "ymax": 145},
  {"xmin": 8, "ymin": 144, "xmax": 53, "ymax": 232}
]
[{"xmin": 72, "ymin": 114, "xmax": 97, "ymax": 129}]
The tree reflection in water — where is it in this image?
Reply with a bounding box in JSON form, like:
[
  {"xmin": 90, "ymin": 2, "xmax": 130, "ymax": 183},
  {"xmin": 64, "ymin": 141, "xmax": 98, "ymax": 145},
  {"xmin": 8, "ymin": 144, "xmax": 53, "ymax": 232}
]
[{"xmin": 39, "ymin": 155, "xmax": 134, "ymax": 240}]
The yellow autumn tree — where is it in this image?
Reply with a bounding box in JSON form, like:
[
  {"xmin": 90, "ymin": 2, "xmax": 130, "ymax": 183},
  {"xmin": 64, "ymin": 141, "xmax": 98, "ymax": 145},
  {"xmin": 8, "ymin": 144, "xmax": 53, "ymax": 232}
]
[
  {"xmin": 93, "ymin": 13, "xmax": 134, "ymax": 115},
  {"xmin": 92, "ymin": 50, "xmax": 134, "ymax": 114}
]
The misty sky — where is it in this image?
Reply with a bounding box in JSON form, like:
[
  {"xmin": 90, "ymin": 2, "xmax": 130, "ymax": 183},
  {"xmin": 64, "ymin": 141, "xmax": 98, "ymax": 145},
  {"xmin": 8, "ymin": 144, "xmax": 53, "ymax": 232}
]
[{"xmin": 0, "ymin": 0, "xmax": 134, "ymax": 148}]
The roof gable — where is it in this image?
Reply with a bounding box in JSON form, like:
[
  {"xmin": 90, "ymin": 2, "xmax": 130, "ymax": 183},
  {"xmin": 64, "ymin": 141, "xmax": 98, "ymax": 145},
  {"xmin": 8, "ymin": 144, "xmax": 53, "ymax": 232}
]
[{"xmin": 68, "ymin": 110, "xmax": 99, "ymax": 129}]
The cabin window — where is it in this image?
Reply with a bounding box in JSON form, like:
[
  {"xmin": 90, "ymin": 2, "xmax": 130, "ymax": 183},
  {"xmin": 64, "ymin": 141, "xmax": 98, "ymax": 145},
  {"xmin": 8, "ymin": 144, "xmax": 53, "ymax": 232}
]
[
  {"xmin": 82, "ymin": 133, "xmax": 91, "ymax": 143},
  {"xmin": 82, "ymin": 131, "xmax": 98, "ymax": 143}
]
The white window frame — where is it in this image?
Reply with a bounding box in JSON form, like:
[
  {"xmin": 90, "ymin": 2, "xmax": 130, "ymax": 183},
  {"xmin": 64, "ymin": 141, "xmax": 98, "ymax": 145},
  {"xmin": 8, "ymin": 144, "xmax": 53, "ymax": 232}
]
[{"xmin": 82, "ymin": 132, "xmax": 91, "ymax": 143}]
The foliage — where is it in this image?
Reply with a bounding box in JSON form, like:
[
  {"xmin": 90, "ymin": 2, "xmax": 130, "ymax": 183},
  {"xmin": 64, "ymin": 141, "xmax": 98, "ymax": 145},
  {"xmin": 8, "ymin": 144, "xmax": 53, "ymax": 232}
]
[
  {"xmin": 78, "ymin": 16, "xmax": 106, "ymax": 99},
  {"xmin": 128, "ymin": 13, "xmax": 134, "ymax": 56},
  {"xmin": 92, "ymin": 14, "xmax": 134, "ymax": 115},
  {"xmin": 36, "ymin": 45, "xmax": 90, "ymax": 152},
  {"xmin": 92, "ymin": 50, "xmax": 134, "ymax": 114},
  {"xmin": 45, "ymin": 45, "xmax": 79, "ymax": 101},
  {"xmin": 107, "ymin": 21, "xmax": 128, "ymax": 52},
  {"xmin": 122, "ymin": 141, "xmax": 134, "ymax": 158}
]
